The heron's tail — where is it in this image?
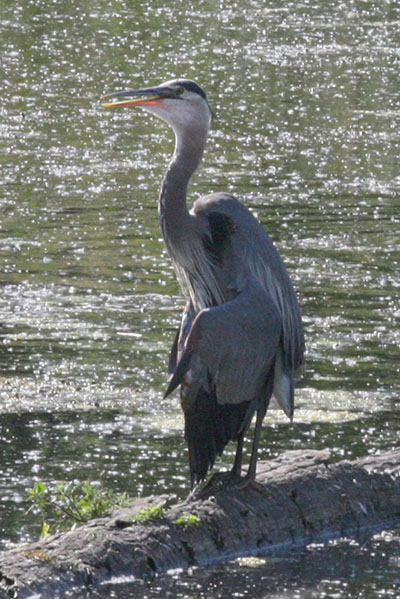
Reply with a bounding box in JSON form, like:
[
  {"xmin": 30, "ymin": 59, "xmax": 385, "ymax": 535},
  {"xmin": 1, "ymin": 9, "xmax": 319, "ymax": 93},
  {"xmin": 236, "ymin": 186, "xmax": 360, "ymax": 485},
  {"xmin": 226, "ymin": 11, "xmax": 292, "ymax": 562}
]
[{"xmin": 184, "ymin": 387, "xmax": 251, "ymax": 487}]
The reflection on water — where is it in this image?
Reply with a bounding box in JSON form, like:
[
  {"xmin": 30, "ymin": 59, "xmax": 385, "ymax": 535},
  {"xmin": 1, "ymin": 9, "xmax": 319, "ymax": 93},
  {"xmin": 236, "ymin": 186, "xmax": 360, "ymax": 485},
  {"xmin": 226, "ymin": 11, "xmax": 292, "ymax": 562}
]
[
  {"xmin": 93, "ymin": 531, "xmax": 400, "ymax": 599},
  {"xmin": 1, "ymin": 0, "xmax": 399, "ymax": 596}
]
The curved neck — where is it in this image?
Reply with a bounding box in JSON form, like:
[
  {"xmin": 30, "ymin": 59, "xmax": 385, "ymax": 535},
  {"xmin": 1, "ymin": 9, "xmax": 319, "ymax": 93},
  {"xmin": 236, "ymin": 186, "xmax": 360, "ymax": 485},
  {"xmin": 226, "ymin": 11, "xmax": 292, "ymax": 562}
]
[
  {"xmin": 159, "ymin": 126, "xmax": 208, "ymax": 250},
  {"xmin": 158, "ymin": 120, "xmax": 224, "ymax": 309}
]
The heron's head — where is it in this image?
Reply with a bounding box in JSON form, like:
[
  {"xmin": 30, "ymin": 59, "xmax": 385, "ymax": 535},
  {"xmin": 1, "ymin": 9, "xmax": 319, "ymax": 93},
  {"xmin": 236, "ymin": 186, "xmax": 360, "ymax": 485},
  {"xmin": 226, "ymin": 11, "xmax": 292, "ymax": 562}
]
[{"xmin": 102, "ymin": 79, "xmax": 212, "ymax": 139}]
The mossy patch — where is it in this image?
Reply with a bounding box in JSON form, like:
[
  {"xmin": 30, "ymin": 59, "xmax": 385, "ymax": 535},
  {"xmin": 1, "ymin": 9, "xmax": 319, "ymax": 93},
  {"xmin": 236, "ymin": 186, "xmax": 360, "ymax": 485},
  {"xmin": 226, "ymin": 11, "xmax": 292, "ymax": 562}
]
[{"xmin": 175, "ymin": 513, "xmax": 201, "ymax": 528}]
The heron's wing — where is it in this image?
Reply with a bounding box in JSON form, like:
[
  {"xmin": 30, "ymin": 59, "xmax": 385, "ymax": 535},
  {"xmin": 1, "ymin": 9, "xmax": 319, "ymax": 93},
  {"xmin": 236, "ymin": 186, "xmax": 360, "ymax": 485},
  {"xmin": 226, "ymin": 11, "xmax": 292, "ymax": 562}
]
[
  {"xmin": 194, "ymin": 194, "xmax": 305, "ymax": 374},
  {"xmin": 246, "ymin": 242, "xmax": 304, "ymax": 373},
  {"xmin": 165, "ymin": 278, "xmax": 282, "ymax": 407}
]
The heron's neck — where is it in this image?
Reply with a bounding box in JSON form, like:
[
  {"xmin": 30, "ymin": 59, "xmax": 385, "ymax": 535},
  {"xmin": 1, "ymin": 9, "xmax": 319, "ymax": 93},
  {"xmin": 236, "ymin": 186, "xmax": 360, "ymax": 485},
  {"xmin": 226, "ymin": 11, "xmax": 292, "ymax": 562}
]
[{"xmin": 159, "ymin": 127, "xmax": 207, "ymax": 250}]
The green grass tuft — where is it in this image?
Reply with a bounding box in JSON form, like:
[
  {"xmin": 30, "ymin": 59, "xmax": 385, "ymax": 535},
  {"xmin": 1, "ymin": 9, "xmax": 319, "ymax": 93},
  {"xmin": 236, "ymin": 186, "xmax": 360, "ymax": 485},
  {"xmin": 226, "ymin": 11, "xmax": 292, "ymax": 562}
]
[
  {"xmin": 175, "ymin": 513, "xmax": 201, "ymax": 528},
  {"xmin": 131, "ymin": 505, "xmax": 166, "ymax": 523}
]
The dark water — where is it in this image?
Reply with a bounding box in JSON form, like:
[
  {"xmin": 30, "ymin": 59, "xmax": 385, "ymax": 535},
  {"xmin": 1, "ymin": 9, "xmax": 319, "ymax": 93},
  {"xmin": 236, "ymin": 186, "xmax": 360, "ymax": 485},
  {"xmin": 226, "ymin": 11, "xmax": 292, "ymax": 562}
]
[
  {"xmin": 83, "ymin": 531, "xmax": 400, "ymax": 599},
  {"xmin": 1, "ymin": 0, "xmax": 399, "ymax": 596}
]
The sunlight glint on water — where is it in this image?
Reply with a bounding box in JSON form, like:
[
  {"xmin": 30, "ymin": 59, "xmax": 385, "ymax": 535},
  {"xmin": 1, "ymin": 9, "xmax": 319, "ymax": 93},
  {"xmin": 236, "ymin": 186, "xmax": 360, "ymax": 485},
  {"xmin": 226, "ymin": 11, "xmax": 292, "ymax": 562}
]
[{"xmin": 1, "ymin": 0, "xmax": 399, "ymax": 596}]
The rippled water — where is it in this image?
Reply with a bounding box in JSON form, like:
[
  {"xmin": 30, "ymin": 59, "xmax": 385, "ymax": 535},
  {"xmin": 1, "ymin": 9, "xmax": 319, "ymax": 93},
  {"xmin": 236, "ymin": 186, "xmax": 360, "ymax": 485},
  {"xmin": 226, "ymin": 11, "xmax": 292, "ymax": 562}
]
[{"xmin": 1, "ymin": 0, "xmax": 399, "ymax": 596}]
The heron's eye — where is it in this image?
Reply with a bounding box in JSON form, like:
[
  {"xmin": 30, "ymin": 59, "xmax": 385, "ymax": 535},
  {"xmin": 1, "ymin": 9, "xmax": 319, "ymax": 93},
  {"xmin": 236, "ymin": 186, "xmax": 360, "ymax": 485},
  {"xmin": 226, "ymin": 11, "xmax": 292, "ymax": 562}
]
[{"xmin": 175, "ymin": 86, "xmax": 185, "ymax": 96}]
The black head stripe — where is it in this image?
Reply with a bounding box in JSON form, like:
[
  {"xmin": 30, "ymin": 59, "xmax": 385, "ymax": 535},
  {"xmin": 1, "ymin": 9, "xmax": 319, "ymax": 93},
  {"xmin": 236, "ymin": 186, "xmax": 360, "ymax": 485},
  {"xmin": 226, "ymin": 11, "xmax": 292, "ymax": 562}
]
[{"xmin": 177, "ymin": 79, "xmax": 207, "ymax": 99}]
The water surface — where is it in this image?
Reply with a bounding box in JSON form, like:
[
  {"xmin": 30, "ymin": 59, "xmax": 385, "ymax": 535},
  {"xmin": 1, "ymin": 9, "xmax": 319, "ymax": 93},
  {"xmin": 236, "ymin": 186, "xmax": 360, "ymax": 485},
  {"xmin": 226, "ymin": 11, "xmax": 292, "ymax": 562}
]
[{"xmin": 1, "ymin": 0, "xmax": 399, "ymax": 596}]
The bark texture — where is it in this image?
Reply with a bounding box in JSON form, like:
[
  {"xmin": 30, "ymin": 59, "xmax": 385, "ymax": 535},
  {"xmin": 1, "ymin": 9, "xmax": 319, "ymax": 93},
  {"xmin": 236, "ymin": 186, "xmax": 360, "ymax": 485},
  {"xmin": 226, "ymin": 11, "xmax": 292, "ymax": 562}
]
[{"xmin": 1, "ymin": 448, "xmax": 399, "ymax": 598}]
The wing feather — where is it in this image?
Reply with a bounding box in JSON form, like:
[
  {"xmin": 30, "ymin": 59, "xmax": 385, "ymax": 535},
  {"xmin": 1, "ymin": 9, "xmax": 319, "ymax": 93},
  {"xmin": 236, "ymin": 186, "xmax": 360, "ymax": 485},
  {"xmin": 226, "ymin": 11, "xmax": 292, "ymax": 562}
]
[
  {"xmin": 193, "ymin": 193, "xmax": 305, "ymax": 373},
  {"xmin": 165, "ymin": 278, "xmax": 282, "ymax": 407}
]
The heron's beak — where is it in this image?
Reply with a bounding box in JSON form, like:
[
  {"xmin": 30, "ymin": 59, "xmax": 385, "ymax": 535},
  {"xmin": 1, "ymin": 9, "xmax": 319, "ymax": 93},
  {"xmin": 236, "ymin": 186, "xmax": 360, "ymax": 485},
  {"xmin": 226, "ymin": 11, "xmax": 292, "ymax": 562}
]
[{"xmin": 102, "ymin": 86, "xmax": 170, "ymax": 109}]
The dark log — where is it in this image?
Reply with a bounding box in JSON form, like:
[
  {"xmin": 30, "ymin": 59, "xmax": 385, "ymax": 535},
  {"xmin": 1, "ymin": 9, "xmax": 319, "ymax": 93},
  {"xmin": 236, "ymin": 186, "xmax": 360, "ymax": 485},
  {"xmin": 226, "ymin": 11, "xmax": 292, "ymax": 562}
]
[{"xmin": 1, "ymin": 448, "xmax": 400, "ymax": 598}]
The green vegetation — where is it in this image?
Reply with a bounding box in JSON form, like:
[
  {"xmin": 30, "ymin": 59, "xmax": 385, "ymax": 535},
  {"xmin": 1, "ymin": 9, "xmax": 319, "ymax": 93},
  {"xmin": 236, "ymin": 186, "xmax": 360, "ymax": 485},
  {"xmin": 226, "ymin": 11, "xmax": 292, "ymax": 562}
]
[
  {"xmin": 29, "ymin": 480, "xmax": 131, "ymax": 538},
  {"xmin": 175, "ymin": 513, "xmax": 201, "ymax": 528},
  {"xmin": 131, "ymin": 505, "xmax": 166, "ymax": 523}
]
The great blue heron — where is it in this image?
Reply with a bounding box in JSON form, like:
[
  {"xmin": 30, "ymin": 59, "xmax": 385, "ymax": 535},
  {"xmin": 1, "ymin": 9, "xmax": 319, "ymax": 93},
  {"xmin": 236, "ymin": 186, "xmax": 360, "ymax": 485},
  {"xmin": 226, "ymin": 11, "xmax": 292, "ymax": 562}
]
[{"xmin": 103, "ymin": 79, "xmax": 304, "ymax": 489}]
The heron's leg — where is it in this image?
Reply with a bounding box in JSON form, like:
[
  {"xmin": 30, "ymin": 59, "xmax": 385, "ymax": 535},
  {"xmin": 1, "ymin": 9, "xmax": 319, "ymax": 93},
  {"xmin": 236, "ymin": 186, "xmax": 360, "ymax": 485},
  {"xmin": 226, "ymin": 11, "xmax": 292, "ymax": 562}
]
[
  {"xmin": 198, "ymin": 402, "xmax": 267, "ymax": 498},
  {"xmin": 243, "ymin": 401, "xmax": 267, "ymax": 484},
  {"xmin": 230, "ymin": 431, "xmax": 244, "ymax": 477}
]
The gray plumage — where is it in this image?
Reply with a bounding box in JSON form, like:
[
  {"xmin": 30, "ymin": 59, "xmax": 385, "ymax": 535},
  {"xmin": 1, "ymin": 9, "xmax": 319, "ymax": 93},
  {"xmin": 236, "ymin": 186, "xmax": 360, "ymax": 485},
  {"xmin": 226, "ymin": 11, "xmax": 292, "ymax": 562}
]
[{"xmin": 103, "ymin": 79, "xmax": 305, "ymax": 488}]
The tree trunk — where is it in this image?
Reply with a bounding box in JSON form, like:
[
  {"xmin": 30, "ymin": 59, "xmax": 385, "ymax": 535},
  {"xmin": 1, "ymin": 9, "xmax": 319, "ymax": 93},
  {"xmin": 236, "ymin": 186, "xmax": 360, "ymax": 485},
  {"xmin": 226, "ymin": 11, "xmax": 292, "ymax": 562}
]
[{"xmin": 1, "ymin": 449, "xmax": 399, "ymax": 599}]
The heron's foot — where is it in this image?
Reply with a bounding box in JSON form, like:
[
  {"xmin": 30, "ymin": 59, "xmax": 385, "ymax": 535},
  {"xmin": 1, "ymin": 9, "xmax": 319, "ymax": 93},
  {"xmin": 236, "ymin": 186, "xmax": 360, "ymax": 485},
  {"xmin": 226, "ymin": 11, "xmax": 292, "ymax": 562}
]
[
  {"xmin": 187, "ymin": 470, "xmax": 242, "ymax": 501},
  {"xmin": 227, "ymin": 474, "xmax": 272, "ymax": 498},
  {"xmin": 193, "ymin": 472, "xmax": 267, "ymax": 500}
]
